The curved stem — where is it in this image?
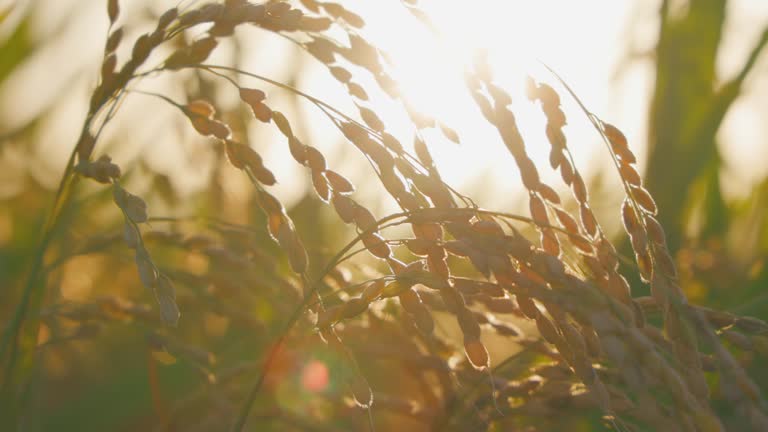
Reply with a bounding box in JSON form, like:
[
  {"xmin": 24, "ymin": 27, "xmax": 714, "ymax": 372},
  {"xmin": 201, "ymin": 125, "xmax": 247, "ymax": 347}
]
[
  {"xmin": 230, "ymin": 210, "xmax": 409, "ymax": 431},
  {"xmin": 0, "ymin": 64, "xmax": 136, "ymax": 419},
  {"xmin": 0, "ymin": 128, "xmax": 83, "ymax": 422}
]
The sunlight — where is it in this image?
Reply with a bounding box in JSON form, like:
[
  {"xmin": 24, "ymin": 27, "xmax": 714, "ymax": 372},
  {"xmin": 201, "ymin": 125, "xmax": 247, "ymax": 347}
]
[{"xmin": 355, "ymin": 0, "xmax": 635, "ymax": 206}]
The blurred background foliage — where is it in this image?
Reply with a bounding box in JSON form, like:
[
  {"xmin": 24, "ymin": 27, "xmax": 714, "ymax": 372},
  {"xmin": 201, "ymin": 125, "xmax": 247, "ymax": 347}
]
[
  {"xmin": 0, "ymin": 0, "xmax": 767, "ymax": 430},
  {"xmin": 645, "ymin": 0, "xmax": 768, "ymax": 316}
]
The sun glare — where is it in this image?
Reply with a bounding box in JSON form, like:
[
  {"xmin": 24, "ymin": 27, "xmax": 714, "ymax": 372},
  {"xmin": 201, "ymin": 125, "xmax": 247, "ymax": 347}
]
[{"xmin": 351, "ymin": 0, "xmax": 634, "ymax": 206}]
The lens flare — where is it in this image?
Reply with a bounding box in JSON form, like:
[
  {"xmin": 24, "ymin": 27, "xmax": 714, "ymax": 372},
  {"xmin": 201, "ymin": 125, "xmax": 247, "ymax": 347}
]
[{"xmin": 301, "ymin": 359, "xmax": 330, "ymax": 393}]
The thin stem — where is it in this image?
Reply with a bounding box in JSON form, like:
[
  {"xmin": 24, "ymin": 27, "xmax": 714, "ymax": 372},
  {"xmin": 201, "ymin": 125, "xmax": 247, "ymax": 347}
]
[
  {"xmin": 539, "ymin": 64, "xmax": 645, "ymax": 219},
  {"xmin": 230, "ymin": 209, "xmax": 410, "ymax": 431},
  {"xmin": 0, "ymin": 124, "xmax": 84, "ymax": 418},
  {"xmin": 130, "ymin": 89, "xmax": 187, "ymax": 111},
  {"xmin": 200, "ymin": 64, "xmax": 359, "ymax": 124}
]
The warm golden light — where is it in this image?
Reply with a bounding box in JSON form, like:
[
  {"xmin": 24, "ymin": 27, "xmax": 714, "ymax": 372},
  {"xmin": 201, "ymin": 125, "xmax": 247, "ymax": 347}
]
[
  {"xmin": 357, "ymin": 0, "xmax": 768, "ymax": 204},
  {"xmin": 1, "ymin": 2, "xmax": 768, "ymax": 430},
  {"xmin": 349, "ymin": 1, "xmax": 641, "ymax": 208}
]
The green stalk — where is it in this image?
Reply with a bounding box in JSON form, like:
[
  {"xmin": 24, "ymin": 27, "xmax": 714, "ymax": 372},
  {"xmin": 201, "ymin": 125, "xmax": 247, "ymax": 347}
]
[{"xmin": 0, "ymin": 140, "xmax": 80, "ymax": 427}]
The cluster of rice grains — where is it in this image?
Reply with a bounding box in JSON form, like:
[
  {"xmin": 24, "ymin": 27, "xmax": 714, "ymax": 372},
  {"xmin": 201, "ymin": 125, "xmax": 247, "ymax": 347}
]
[{"xmin": 43, "ymin": 0, "xmax": 768, "ymax": 431}]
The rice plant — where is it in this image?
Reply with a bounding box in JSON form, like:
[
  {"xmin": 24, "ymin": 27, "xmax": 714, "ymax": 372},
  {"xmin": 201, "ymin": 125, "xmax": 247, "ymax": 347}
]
[{"xmin": 1, "ymin": 1, "xmax": 767, "ymax": 431}]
